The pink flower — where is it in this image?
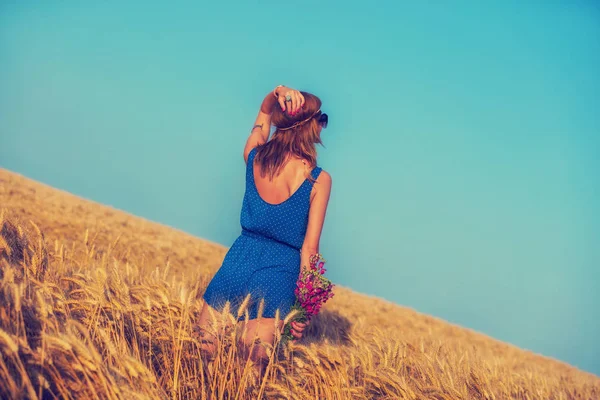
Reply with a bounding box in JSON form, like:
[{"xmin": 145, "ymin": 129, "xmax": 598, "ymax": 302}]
[{"xmin": 282, "ymin": 253, "xmax": 335, "ymax": 344}]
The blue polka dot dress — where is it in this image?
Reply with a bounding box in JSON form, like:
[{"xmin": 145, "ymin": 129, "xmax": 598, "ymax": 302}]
[{"xmin": 202, "ymin": 146, "xmax": 323, "ymax": 321}]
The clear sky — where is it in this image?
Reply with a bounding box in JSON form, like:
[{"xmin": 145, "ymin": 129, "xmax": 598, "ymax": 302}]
[{"xmin": 1, "ymin": 1, "xmax": 598, "ymax": 375}]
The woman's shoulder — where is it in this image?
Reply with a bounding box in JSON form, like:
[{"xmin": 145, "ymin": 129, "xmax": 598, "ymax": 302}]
[
  {"xmin": 309, "ymin": 168, "xmax": 331, "ymax": 204},
  {"xmin": 315, "ymin": 168, "xmax": 332, "ymax": 186}
]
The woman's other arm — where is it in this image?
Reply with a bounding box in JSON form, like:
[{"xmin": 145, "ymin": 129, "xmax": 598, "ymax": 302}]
[
  {"xmin": 300, "ymin": 171, "xmax": 332, "ymax": 274},
  {"xmin": 290, "ymin": 171, "xmax": 332, "ymax": 340}
]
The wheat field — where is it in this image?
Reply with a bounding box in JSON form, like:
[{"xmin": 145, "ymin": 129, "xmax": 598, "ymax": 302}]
[{"xmin": 0, "ymin": 168, "xmax": 598, "ymax": 399}]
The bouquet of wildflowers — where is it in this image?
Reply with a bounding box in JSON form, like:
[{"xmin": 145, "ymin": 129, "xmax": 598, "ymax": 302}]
[{"xmin": 281, "ymin": 253, "xmax": 335, "ymax": 345}]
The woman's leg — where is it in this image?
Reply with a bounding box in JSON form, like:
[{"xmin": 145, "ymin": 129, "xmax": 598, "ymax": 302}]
[
  {"xmin": 195, "ymin": 300, "xmax": 225, "ymax": 358},
  {"xmin": 237, "ymin": 317, "xmax": 284, "ymax": 370}
]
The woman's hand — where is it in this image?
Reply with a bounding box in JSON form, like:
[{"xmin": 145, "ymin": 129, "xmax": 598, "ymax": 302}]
[
  {"xmin": 274, "ymin": 85, "xmax": 305, "ymax": 116},
  {"xmin": 290, "ymin": 319, "xmax": 310, "ymax": 341}
]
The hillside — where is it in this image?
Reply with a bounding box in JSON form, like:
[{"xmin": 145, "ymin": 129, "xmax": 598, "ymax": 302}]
[{"xmin": 0, "ymin": 167, "xmax": 598, "ymax": 399}]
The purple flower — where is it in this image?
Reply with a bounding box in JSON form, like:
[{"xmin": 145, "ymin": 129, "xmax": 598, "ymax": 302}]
[{"xmin": 281, "ymin": 254, "xmax": 336, "ymax": 343}]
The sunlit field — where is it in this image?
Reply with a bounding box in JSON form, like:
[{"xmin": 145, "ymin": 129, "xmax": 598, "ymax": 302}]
[{"xmin": 1, "ymin": 168, "xmax": 598, "ymax": 399}]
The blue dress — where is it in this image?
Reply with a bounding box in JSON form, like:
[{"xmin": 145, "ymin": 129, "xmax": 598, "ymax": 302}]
[{"xmin": 202, "ymin": 146, "xmax": 323, "ymax": 321}]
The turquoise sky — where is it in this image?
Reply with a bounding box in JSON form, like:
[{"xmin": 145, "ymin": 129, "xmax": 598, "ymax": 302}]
[{"xmin": 1, "ymin": 1, "xmax": 598, "ymax": 375}]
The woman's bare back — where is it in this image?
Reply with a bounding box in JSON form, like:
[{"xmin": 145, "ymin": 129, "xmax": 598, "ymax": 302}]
[{"xmin": 252, "ymin": 155, "xmax": 317, "ymax": 205}]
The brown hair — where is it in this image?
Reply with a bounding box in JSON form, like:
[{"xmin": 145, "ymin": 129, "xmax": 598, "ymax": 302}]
[{"xmin": 253, "ymin": 91, "xmax": 324, "ymax": 185}]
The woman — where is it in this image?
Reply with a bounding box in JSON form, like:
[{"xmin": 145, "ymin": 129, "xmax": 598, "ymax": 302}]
[{"xmin": 196, "ymin": 84, "xmax": 332, "ymax": 366}]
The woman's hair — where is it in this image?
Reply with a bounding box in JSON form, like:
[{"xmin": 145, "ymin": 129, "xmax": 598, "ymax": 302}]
[{"xmin": 253, "ymin": 91, "xmax": 324, "ymax": 184}]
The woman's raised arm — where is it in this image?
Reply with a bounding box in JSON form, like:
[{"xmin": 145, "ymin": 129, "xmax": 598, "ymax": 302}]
[{"xmin": 243, "ymin": 85, "xmax": 305, "ymax": 163}]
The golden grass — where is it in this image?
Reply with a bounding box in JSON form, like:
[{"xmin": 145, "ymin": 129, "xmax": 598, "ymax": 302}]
[{"xmin": 0, "ymin": 168, "xmax": 598, "ymax": 399}]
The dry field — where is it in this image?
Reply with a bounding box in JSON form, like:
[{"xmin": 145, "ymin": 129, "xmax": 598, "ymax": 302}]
[{"xmin": 0, "ymin": 168, "xmax": 598, "ymax": 399}]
